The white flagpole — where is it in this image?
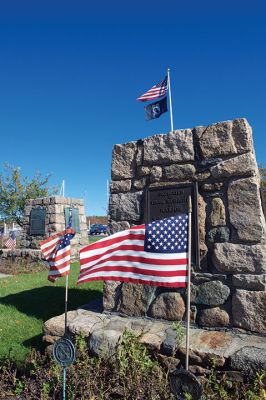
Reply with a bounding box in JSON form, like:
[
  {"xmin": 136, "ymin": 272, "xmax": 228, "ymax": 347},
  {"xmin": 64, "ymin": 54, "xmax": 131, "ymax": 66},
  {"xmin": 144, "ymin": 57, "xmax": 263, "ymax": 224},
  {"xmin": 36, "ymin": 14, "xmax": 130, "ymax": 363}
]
[
  {"xmin": 167, "ymin": 68, "xmax": 174, "ymax": 132},
  {"xmin": 185, "ymin": 195, "xmax": 192, "ymax": 371}
]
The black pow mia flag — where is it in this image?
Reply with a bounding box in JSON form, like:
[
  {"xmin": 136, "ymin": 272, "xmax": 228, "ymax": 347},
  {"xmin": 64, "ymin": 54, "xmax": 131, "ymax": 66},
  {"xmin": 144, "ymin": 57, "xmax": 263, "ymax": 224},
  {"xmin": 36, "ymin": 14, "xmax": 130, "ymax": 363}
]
[{"xmin": 144, "ymin": 96, "xmax": 168, "ymax": 121}]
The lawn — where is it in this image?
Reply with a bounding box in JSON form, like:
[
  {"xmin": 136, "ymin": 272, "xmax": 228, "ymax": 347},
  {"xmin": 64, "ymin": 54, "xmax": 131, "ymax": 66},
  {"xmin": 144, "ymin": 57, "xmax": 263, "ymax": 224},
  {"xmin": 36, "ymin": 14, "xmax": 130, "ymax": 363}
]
[{"xmin": 0, "ymin": 237, "xmax": 104, "ymax": 362}]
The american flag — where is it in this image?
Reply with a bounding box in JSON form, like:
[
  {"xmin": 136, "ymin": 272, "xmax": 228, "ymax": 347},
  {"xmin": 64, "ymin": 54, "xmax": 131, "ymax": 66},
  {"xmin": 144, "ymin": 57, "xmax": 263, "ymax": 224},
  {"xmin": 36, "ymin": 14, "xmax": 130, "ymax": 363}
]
[
  {"xmin": 137, "ymin": 76, "xmax": 168, "ymax": 102},
  {"xmin": 78, "ymin": 215, "xmax": 188, "ymax": 288},
  {"xmin": 5, "ymin": 231, "xmax": 16, "ymax": 249},
  {"xmin": 39, "ymin": 227, "xmax": 75, "ymax": 282}
]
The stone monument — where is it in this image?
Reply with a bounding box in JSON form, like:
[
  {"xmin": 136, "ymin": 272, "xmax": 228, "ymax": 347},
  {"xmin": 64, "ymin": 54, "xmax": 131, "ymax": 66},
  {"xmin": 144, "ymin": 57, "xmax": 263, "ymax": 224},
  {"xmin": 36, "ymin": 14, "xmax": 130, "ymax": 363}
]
[
  {"xmin": 106, "ymin": 118, "xmax": 266, "ymax": 334},
  {"xmin": 21, "ymin": 196, "xmax": 88, "ymax": 258}
]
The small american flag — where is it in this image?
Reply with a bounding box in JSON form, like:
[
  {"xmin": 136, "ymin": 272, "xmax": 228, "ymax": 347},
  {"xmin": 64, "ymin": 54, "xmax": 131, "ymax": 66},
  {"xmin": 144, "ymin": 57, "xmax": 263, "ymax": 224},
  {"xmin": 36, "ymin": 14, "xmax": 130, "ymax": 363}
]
[
  {"xmin": 5, "ymin": 231, "xmax": 16, "ymax": 249},
  {"xmin": 137, "ymin": 76, "xmax": 168, "ymax": 102},
  {"xmin": 39, "ymin": 227, "xmax": 75, "ymax": 282},
  {"xmin": 78, "ymin": 215, "xmax": 188, "ymax": 287}
]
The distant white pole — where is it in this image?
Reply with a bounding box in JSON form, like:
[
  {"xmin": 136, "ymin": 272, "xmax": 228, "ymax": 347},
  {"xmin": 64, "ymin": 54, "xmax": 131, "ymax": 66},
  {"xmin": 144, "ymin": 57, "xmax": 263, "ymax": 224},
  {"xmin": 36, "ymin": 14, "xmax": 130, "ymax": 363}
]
[
  {"xmin": 185, "ymin": 195, "xmax": 192, "ymax": 371},
  {"xmin": 167, "ymin": 68, "xmax": 174, "ymax": 132},
  {"xmin": 62, "ymin": 180, "xmax": 65, "ymax": 197}
]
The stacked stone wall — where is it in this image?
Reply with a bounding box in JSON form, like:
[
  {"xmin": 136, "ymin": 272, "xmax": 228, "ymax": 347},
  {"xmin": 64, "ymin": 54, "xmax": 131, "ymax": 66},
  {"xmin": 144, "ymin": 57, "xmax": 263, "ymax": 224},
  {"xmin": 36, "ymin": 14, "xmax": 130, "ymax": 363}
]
[
  {"xmin": 106, "ymin": 118, "xmax": 266, "ymax": 334},
  {"xmin": 21, "ymin": 196, "xmax": 88, "ymax": 258}
]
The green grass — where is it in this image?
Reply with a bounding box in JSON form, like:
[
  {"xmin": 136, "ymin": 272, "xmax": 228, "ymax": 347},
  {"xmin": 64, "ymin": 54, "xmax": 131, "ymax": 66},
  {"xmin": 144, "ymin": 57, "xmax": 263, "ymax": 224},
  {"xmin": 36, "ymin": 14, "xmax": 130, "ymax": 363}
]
[{"xmin": 0, "ymin": 262, "xmax": 103, "ymax": 362}]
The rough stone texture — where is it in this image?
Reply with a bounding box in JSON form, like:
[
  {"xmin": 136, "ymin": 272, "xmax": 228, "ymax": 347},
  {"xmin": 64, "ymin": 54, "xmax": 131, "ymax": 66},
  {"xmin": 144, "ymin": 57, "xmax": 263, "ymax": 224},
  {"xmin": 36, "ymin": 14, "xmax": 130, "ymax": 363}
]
[
  {"xmin": 210, "ymin": 153, "xmax": 257, "ymax": 179},
  {"xmin": 232, "ymin": 290, "xmax": 266, "ymax": 333},
  {"xmin": 109, "ymin": 191, "xmax": 143, "ymax": 222},
  {"xmin": 228, "ymin": 177, "xmax": 264, "ymax": 242},
  {"xmin": 201, "ymin": 183, "xmax": 224, "ymax": 192},
  {"xmin": 149, "ymin": 292, "xmax": 185, "ymax": 321},
  {"xmin": 207, "ymin": 226, "xmax": 230, "ymax": 243},
  {"xmin": 197, "ymin": 119, "xmax": 252, "ymax": 159},
  {"xmin": 230, "ymin": 346, "xmax": 266, "ymax": 377},
  {"xmin": 111, "ymin": 141, "xmax": 137, "ymax": 180},
  {"xmin": 213, "ymin": 243, "xmax": 266, "ymax": 274},
  {"xmin": 164, "ymin": 164, "xmax": 196, "ymax": 181},
  {"xmin": 43, "ymin": 308, "xmax": 266, "ymax": 374},
  {"xmin": 150, "ymin": 166, "xmax": 162, "ymax": 183},
  {"xmin": 198, "ymin": 195, "xmax": 208, "ymax": 265},
  {"xmin": 110, "ymin": 179, "xmax": 131, "ymax": 193},
  {"xmin": 103, "ymin": 281, "xmax": 122, "ymax": 311},
  {"xmin": 109, "ymin": 220, "xmax": 130, "ymax": 234},
  {"xmin": 143, "ymin": 129, "xmax": 194, "ymax": 164},
  {"xmin": 191, "ymin": 281, "xmax": 230, "ymax": 306},
  {"xmin": 210, "ymin": 197, "xmax": 226, "ymax": 227},
  {"xmin": 192, "ymin": 273, "xmax": 227, "ymax": 285},
  {"xmin": 133, "ymin": 178, "xmax": 147, "ymax": 190},
  {"xmin": 137, "ymin": 166, "xmax": 150, "ymax": 176},
  {"xmin": 197, "ymin": 307, "xmax": 230, "ymax": 328},
  {"xmin": 232, "ymin": 274, "xmax": 266, "ymax": 291},
  {"xmin": 118, "ymin": 282, "xmax": 157, "ymax": 317}
]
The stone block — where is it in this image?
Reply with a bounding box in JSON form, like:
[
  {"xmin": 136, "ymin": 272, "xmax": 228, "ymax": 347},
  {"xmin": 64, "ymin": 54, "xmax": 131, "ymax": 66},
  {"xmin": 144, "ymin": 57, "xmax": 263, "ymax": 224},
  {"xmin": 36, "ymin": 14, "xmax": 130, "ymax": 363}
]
[
  {"xmin": 207, "ymin": 226, "xmax": 230, "ymax": 243},
  {"xmin": 201, "ymin": 182, "xmax": 223, "ymax": 191},
  {"xmin": 88, "ymin": 328, "xmax": 122, "ymax": 357},
  {"xmin": 164, "ymin": 164, "xmax": 196, "ymax": 181},
  {"xmin": 232, "ymin": 290, "xmax": 266, "ymax": 333},
  {"xmin": 43, "ymin": 311, "xmax": 78, "ymax": 336},
  {"xmin": 109, "ymin": 220, "xmax": 130, "ymax": 234},
  {"xmin": 191, "ymin": 281, "xmax": 230, "ymax": 306},
  {"xmin": 143, "ymin": 129, "xmax": 194, "ymax": 165},
  {"xmin": 197, "ymin": 307, "xmax": 230, "ymax": 328},
  {"xmin": 210, "ymin": 153, "xmax": 257, "ymax": 179},
  {"xmin": 210, "ymin": 197, "xmax": 226, "ymax": 227},
  {"xmin": 149, "ymin": 292, "xmax": 185, "ymax": 321},
  {"xmin": 198, "ymin": 195, "xmax": 208, "ymax": 264},
  {"xmin": 213, "ymin": 243, "xmax": 266, "ymax": 274},
  {"xmin": 137, "ymin": 166, "xmax": 150, "ymax": 176},
  {"xmin": 103, "ymin": 281, "xmax": 122, "ymax": 311},
  {"xmin": 111, "ymin": 141, "xmax": 137, "ymax": 180},
  {"xmin": 136, "ymin": 142, "xmax": 143, "ymax": 165},
  {"xmin": 228, "ymin": 176, "xmax": 265, "ymax": 242},
  {"xmin": 232, "ymin": 274, "xmax": 266, "ymax": 290},
  {"xmin": 110, "ymin": 179, "xmax": 132, "ymax": 193},
  {"xmin": 118, "ymin": 282, "xmax": 157, "ymax": 317},
  {"xmin": 150, "ymin": 166, "xmax": 162, "ymax": 183},
  {"xmin": 133, "ymin": 178, "xmax": 147, "ymax": 190},
  {"xmin": 197, "ymin": 118, "xmax": 253, "ymax": 159},
  {"xmin": 230, "ymin": 346, "xmax": 266, "ymax": 377},
  {"xmin": 109, "ymin": 191, "xmax": 143, "ymax": 222}
]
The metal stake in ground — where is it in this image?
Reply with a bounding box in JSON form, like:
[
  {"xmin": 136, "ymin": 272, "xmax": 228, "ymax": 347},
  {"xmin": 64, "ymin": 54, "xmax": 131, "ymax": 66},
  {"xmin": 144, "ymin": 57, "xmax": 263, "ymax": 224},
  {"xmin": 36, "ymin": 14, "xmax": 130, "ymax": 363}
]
[{"xmin": 185, "ymin": 195, "xmax": 192, "ymax": 371}]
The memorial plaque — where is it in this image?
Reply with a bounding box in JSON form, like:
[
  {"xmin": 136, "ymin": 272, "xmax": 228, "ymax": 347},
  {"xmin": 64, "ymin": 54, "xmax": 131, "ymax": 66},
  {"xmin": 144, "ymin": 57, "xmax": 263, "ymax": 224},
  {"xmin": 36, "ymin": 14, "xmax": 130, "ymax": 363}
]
[
  {"xmin": 30, "ymin": 207, "xmax": 46, "ymax": 235},
  {"xmin": 145, "ymin": 183, "xmax": 199, "ymax": 267}
]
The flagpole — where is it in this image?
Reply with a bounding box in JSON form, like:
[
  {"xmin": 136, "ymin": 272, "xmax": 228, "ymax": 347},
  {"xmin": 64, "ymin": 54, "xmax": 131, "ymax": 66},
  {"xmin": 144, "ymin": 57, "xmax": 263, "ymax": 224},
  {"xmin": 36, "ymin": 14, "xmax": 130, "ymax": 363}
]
[
  {"xmin": 167, "ymin": 68, "xmax": 174, "ymax": 132},
  {"xmin": 185, "ymin": 195, "xmax": 192, "ymax": 371}
]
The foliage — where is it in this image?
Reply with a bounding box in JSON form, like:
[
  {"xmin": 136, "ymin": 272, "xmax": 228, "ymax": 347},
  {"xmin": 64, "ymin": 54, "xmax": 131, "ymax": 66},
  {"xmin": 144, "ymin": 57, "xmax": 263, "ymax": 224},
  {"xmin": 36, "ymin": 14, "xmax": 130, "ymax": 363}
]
[
  {"xmin": 259, "ymin": 163, "xmax": 266, "ymax": 191},
  {"xmin": 0, "ymin": 164, "xmax": 57, "ymax": 226},
  {"xmin": 0, "ymin": 333, "xmax": 265, "ymax": 399},
  {"xmin": 172, "ymin": 321, "xmax": 185, "ymax": 345},
  {"xmin": 0, "ymin": 332, "xmax": 175, "ymax": 399}
]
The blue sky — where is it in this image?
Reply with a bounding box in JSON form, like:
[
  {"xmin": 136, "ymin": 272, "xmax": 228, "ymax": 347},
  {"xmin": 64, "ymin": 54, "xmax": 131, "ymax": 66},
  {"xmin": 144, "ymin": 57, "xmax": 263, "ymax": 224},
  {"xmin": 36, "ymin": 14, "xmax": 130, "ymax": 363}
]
[{"xmin": 1, "ymin": 1, "xmax": 265, "ymax": 215}]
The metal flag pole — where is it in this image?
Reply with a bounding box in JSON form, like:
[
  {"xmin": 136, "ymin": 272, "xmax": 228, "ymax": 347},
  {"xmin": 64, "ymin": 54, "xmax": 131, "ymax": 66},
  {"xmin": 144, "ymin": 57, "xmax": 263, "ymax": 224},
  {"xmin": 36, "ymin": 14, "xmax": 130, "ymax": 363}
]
[
  {"xmin": 167, "ymin": 67, "xmax": 174, "ymax": 132},
  {"xmin": 185, "ymin": 195, "xmax": 192, "ymax": 371}
]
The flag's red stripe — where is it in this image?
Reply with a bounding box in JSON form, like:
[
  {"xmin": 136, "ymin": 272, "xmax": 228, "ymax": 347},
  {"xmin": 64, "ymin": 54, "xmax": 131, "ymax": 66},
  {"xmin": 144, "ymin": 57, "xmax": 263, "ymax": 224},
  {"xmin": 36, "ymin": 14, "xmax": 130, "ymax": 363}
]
[
  {"xmin": 80, "ymin": 233, "xmax": 145, "ymax": 253},
  {"xmin": 48, "ymin": 270, "xmax": 70, "ymax": 280},
  {"xmin": 40, "ymin": 228, "xmax": 75, "ymax": 247},
  {"xmin": 81, "ymin": 244, "xmax": 147, "ymax": 265},
  {"xmin": 80, "ymin": 255, "xmax": 188, "ymax": 275},
  {"xmin": 79, "ymin": 265, "xmax": 187, "ymax": 278},
  {"xmin": 49, "ymin": 259, "xmax": 71, "ymax": 271},
  {"xmin": 48, "ymin": 249, "xmax": 71, "ymax": 263},
  {"xmin": 78, "ymin": 276, "xmax": 186, "ymax": 288},
  {"xmin": 41, "ymin": 239, "xmax": 61, "ymax": 258}
]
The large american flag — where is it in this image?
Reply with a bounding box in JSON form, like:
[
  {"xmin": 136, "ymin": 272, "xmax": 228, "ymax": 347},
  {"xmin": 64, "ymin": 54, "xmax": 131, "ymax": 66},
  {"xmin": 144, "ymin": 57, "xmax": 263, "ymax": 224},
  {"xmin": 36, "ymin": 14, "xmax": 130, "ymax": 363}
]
[
  {"xmin": 39, "ymin": 227, "xmax": 75, "ymax": 282},
  {"xmin": 78, "ymin": 215, "xmax": 188, "ymax": 287},
  {"xmin": 137, "ymin": 76, "xmax": 168, "ymax": 102},
  {"xmin": 5, "ymin": 231, "xmax": 16, "ymax": 249}
]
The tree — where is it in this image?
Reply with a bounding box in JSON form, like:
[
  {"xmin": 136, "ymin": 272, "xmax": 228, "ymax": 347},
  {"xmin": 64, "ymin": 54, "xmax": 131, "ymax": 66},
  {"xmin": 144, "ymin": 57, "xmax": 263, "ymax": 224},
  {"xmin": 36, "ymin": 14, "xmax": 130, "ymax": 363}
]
[
  {"xmin": 259, "ymin": 163, "xmax": 266, "ymax": 192},
  {"xmin": 0, "ymin": 164, "xmax": 57, "ymax": 226}
]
